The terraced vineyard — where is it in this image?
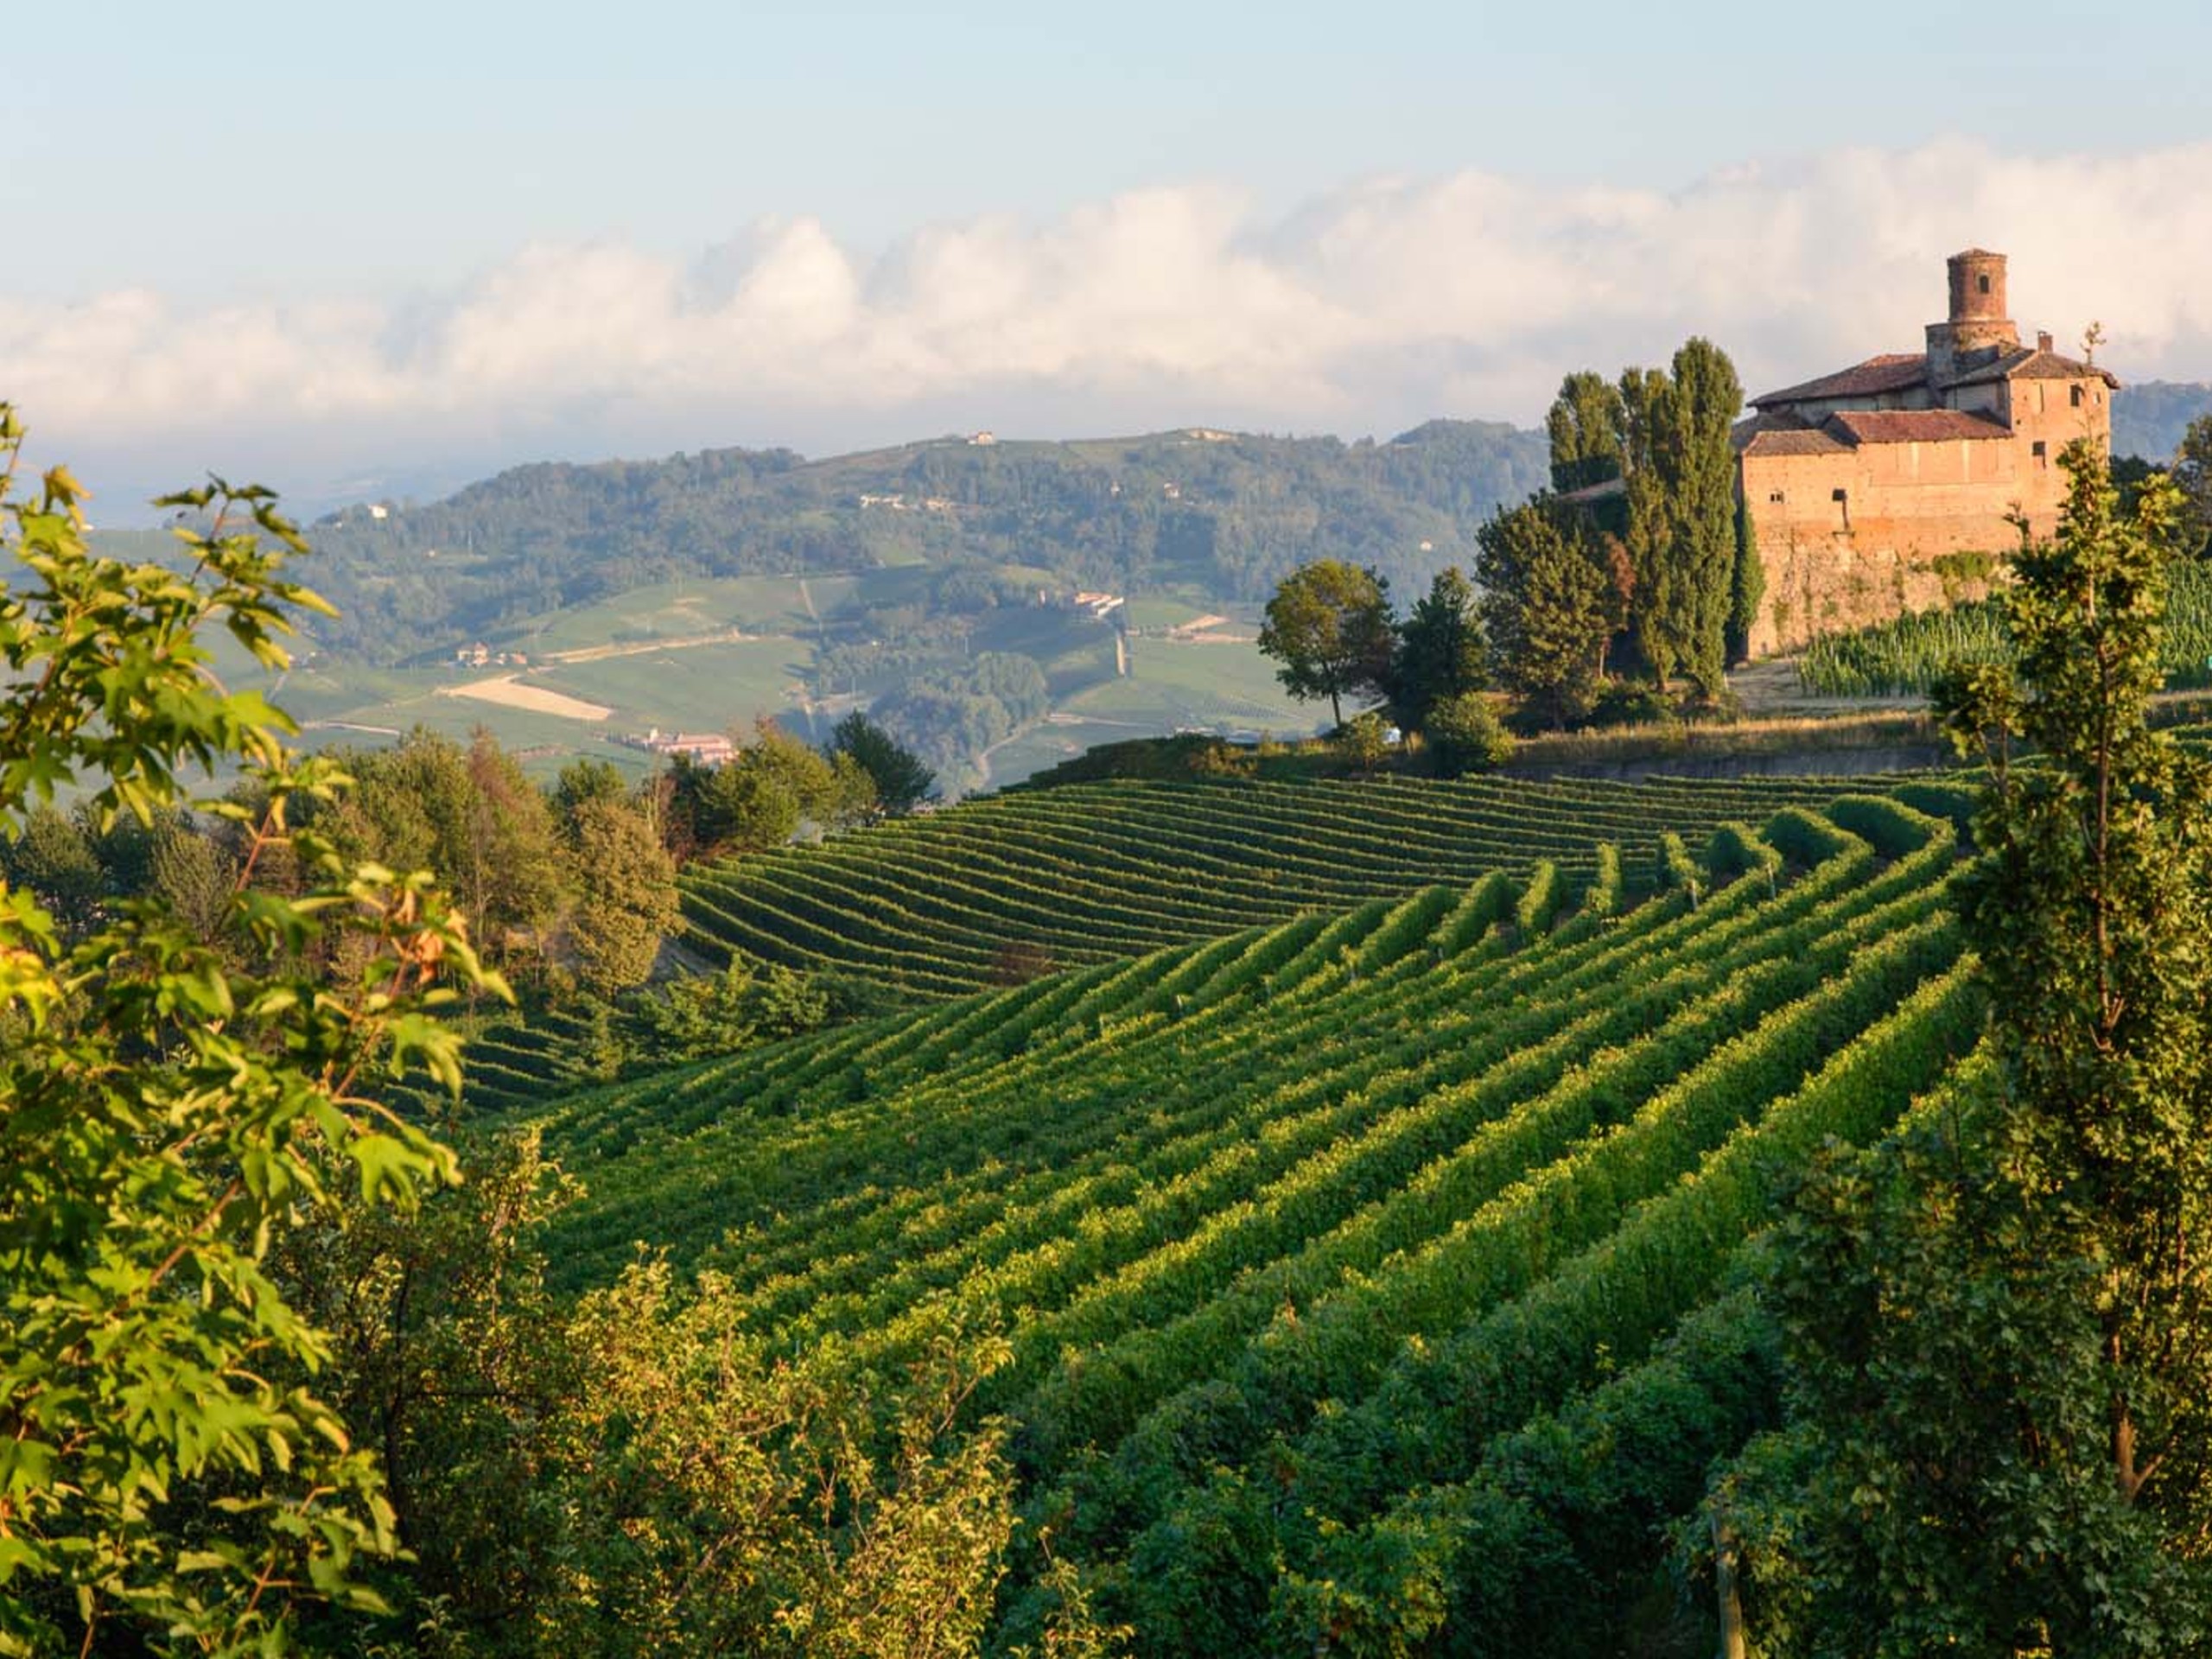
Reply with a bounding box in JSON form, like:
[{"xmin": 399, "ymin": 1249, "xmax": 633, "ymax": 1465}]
[
  {"xmin": 677, "ymin": 774, "xmax": 1873, "ymax": 997},
  {"xmin": 526, "ymin": 786, "xmax": 1980, "ymax": 1654}
]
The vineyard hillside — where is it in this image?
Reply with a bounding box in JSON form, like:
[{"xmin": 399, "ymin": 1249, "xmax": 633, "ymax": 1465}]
[
  {"xmin": 674, "ymin": 774, "xmax": 1872, "ymax": 1000},
  {"xmin": 514, "ymin": 786, "xmax": 1980, "ymax": 1653}
]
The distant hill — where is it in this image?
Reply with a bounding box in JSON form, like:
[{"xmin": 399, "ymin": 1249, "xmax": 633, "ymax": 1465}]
[
  {"xmin": 296, "ymin": 421, "xmax": 1550, "ymax": 662},
  {"xmin": 2114, "ymin": 380, "xmax": 2212, "ymax": 461}
]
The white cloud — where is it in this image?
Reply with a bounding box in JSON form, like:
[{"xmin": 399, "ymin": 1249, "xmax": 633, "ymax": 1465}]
[{"xmin": 7, "ymin": 137, "xmax": 2212, "ymax": 508}]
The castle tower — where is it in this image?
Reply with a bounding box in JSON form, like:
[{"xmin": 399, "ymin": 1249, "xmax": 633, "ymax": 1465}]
[{"xmin": 1925, "ymin": 249, "xmax": 2020, "ymax": 385}]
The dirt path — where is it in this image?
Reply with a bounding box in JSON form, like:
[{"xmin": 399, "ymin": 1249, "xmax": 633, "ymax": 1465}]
[{"xmin": 1729, "ymin": 657, "xmax": 1922, "ymax": 719}]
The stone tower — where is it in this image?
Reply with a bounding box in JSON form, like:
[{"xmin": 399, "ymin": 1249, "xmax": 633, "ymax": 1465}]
[{"xmin": 1924, "ymin": 249, "xmax": 2020, "ymax": 385}]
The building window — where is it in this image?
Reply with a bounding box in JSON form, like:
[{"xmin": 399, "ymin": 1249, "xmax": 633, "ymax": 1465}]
[
  {"xmin": 2033, "ymin": 440, "xmax": 2049, "ymax": 467},
  {"xmin": 2070, "ymin": 385, "xmax": 2084, "ymax": 408},
  {"xmin": 1978, "ymin": 274, "xmax": 1991, "ymax": 295},
  {"xmin": 1769, "ymin": 490, "xmax": 1785, "ymax": 504}
]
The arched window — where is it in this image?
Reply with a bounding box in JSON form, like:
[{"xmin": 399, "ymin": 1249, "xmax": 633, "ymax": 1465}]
[
  {"xmin": 2070, "ymin": 385, "xmax": 2084, "ymax": 408},
  {"xmin": 1978, "ymin": 274, "xmax": 1991, "ymax": 295}
]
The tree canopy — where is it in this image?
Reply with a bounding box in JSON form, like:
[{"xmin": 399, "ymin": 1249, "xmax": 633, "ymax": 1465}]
[
  {"xmin": 1545, "ymin": 370, "xmax": 1628, "ymax": 493},
  {"xmin": 830, "ymin": 709, "xmax": 938, "ymax": 816},
  {"xmin": 1476, "ymin": 498, "xmax": 1613, "ymax": 728},
  {"xmin": 1257, "ymin": 560, "xmax": 1395, "ymax": 728},
  {"xmin": 1389, "ymin": 565, "xmax": 1487, "ymax": 734}
]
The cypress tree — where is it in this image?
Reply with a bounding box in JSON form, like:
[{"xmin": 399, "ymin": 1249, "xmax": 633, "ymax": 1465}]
[{"xmin": 1665, "ymin": 337, "xmax": 1745, "ymax": 697}]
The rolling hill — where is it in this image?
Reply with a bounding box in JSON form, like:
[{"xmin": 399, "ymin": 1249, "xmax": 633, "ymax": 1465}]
[{"xmin": 296, "ymin": 420, "xmax": 1553, "ymax": 664}]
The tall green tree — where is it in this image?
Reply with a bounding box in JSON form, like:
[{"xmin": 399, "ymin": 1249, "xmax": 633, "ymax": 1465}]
[
  {"xmin": 2176, "ymin": 411, "xmax": 2212, "ymax": 560},
  {"xmin": 329, "ymin": 728, "xmax": 565, "ymax": 966},
  {"xmin": 1727, "ymin": 496, "xmax": 1766, "ymax": 668},
  {"xmin": 1257, "ymin": 560, "xmax": 1396, "ymax": 728},
  {"xmin": 550, "ymin": 756, "xmax": 631, "ymax": 837},
  {"xmin": 565, "ymin": 796, "xmax": 680, "ymax": 996},
  {"xmin": 1647, "ymin": 338, "xmax": 1743, "ymax": 696},
  {"xmin": 830, "ymin": 709, "xmax": 938, "ymax": 816},
  {"xmin": 0, "ymin": 410, "xmax": 496, "ymax": 1652},
  {"xmin": 1546, "ymin": 371, "xmax": 1628, "ymax": 493},
  {"xmin": 1477, "ymin": 499, "xmax": 1613, "ymax": 728},
  {"xmin": 1389, "ymin": 565, "xmax": 1486, "ymax": 734},
  {"xmin": 1618, "ymin": 365, "xmax": 1678, "ymax": 683},
  {"xmin": 1734, "ymin": 445, "xmax": 2212, "ymax": 1655}
]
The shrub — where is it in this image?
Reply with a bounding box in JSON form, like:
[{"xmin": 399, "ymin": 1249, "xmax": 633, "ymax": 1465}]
[{"xmin": 1425, "ymin": 692, "xmax": 1516, "ymax": 776}]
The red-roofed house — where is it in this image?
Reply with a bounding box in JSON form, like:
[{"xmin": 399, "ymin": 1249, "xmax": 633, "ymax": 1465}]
[{"xmin": 1736, "ymin": 250, "xmax": 2116, "ymax": 653}]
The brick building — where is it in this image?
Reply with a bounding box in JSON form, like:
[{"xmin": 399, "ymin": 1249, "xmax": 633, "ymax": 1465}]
[{"xmin": 1735, "ymin": 250, "xmax": 2115, "ymax": 655}]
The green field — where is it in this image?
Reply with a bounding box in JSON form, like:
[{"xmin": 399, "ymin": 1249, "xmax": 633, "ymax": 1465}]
[
  {"xmin": 246, "ymin": 588, "xmax": 1326, "ymax": 786},
  {"xmin": 496, "ymin": 777, "xmax": 1975, "ymax": 1653},
  {"xmin": 498, "ymin": 575, "xmax": 851, "ymax": 651}
]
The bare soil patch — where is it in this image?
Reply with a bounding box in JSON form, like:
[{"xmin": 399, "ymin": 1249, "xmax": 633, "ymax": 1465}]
[{"xmin": 440, "ymin": 676, "xmax": 613, "ymax": 721}]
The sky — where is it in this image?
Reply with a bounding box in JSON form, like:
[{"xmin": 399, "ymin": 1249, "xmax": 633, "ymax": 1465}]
[{"xmin": 10, "ymin": 0, "xmax": 2212, "ymax": 512}]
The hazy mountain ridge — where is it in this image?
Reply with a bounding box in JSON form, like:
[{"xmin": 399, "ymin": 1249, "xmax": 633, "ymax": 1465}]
[{"xmin": 2113, "ymin": 379, "xmax": 2212, "ymax": 462}]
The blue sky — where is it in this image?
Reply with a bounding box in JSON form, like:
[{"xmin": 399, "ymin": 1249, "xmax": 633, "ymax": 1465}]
[{"xmin": 10, "ymin": 1, "xmax": 2212, "ymax": 504}]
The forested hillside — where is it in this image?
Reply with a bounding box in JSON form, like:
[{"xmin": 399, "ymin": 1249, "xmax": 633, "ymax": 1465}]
[{"xmin": 286, "ymin": 421, "xmax": 1550, "ymax": 660}]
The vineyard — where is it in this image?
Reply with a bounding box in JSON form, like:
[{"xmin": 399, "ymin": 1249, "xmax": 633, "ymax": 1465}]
[
  {"xmin": 673, "ymin": 773, "xmax": 1870, "ymax": 998},
  {"xmin": 1796, "ymin": 556, "xmax": 2212, "ymax": 697},
  {"xmin": 519, "ymin": 784, "xmax": 1980, "ymax": 1654}
]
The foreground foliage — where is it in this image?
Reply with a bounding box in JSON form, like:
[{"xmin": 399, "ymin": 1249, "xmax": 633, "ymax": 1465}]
[
  {"xmin": 0, "ymin": 419, "xmax": 1072, "ymax": 1659},
  {"xmin": 1735, "ymin": 446, "xmax": 2212, "ymax": 1654},
  {"xmin": 0, "ymin": 410, "xmax": 496, "ymax": 1651},
  {"xmin": 289, "ymin": 1132, "xmax": 1026, "ymax": 1657}
]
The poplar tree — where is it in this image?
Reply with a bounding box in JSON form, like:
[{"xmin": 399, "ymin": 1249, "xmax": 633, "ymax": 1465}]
[
  {"xmin": 1545, "ymin": 370, "xmax": 1628, "ymax": 493},
  {"xmin": 567, "ymin": 796, "xmax": 679, "ymax": 996},
  {"xmin": 1645, "ymin": 339, "xmax": 1743, "ymax": 697},
  {"xmin": 1618, "ymin": 366, "xmax": 1679, "ymax": 684},
  {"xmin": 1612, "ymin": 344, "xmax": 1745, "ymax": 694},
  {"xmin": 1728, "ymin": 497, "xmax": 1765, "ymax": 667},
  {"xmin": 2176, "ymin": 412, "xmax": 2212, "ymax": 560}
]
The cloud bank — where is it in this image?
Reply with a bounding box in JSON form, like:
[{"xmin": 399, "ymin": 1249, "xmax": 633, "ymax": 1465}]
[{"xmin": 9, "ymin": 137, "xmax": 2212, "ymax": 510}]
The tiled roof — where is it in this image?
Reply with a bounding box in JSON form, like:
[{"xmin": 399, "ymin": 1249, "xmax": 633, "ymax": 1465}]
[
  {"xmin": 1750, "ymin": 353, "xmax": 1929, "ymax": 409},
  {"xmin": 1732, "ymin": 410, "xmax": 1809, "ymax": 448},
  {"xmin": 1743, "ymin": 426, "xmax": 1850, "ymax": 457},
  {"xmin": 1827, "ymin": 409, "xmax": 2012, "ymax": 445},
  {"xmin": 1943, "ymin": 346, "xmax": 2121, "ymax": 390}
]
